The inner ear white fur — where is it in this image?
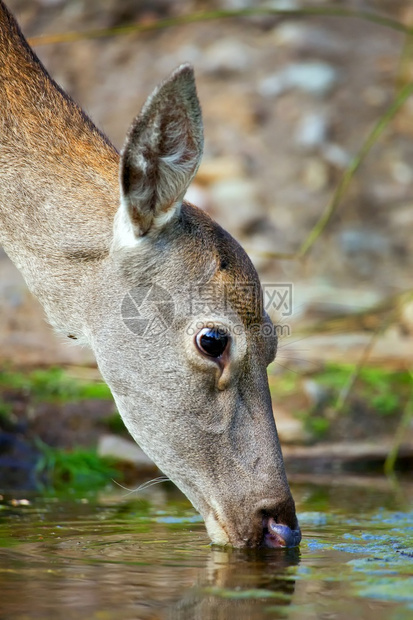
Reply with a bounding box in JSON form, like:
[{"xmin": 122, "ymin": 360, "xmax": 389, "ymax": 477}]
[{"xmin": 115, "ymin": 64, "xmax": 203, "ymax": 245}]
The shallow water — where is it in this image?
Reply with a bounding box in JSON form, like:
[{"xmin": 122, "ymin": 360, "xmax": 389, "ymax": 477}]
[{"xmin": 0, "ymin": 476, "xmax": 412, "ymax": 620}]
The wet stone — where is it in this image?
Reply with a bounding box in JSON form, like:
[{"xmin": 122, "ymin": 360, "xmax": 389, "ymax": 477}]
[
  {"xmin": 201, "ymin": 39, "xmax": 252, "ymax": 76},
  {"xmin": 294, "ymin": 112, "xmax": 328, "ymax": 150},
  {"xmin": 259, "ymin": 62, "xmax": 338, "ymax": 98}
]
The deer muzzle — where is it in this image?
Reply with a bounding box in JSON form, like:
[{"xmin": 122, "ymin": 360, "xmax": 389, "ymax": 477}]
[{"xmin": 203, "ymin": 493, "xmax": 301, "ymax": 549}]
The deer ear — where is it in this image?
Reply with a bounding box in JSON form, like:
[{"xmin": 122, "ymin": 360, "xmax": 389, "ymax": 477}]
[{"xmin": 118, "ymin": 64, "xmax": 203, "ymax": 238}]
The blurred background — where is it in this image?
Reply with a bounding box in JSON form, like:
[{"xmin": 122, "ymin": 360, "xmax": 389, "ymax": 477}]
[{"xmin": 1, "ymin": 0, "xmax": 413, "ymax": 481}]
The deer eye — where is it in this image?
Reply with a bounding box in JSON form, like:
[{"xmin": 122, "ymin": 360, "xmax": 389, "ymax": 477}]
[{"xmin": 196, "ymin": 327, "xmax": 229, "ymax": 358}]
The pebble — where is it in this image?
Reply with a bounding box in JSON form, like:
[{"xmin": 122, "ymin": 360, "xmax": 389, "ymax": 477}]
[
  {"xmin": 339, "ymin": 229, "xmax": 390, "ymax": 256},
  {"xmin": 98, "ymin": 434, "xmax": 156, "ymax": 469},
  {"xmin": 273, "ymin": 22, "xmax": 344, "ymax": 55},
  {"xmin": 338, "ymin": 229, "xmax": 391, "ymax": 277},
  {"xmin": 292, "ymin": 283, "xmax": 384, "ymax": 318},
  {"xmin": 302, "ymin": 158, "xmax": 329, "ymax": 191},
  {"xmin": 275, "ymin": 408, "xmax": 311, "ymax": 445},
  {"xmin": 302, "ymin": 379, "xmax": 329, "ymax": 408},
  {"xmin": 390, "ymin": 160, "xmax": 413, "ymax": 185},
  {"xmin": 196, "ymin": 156, "xmax": 245, "ymax": 184},
  {"xmin": 9, "ymin": 499, "xmax": 31, "ymax": 506},
  {"xmin": 285, "ymin": 62, "xmax": 338, "ymax": 96},
  {"xmin": 273, "ymin": 22, "xmax": 308, "ymax": 47},
  {"xmin": 391, "ymin": 202, "xmax": 413, "ymax": 227},
  {"xmin": 322, "ymin": 143, "xmax": 352, "ymax": 169},
  {"xmin": 202, "ymin": 39, "xmax": 252, "ymax": 75},
  {"xmin": 259, "ymin": 62, "xmax": 338, "ymax": 98},
  {"xmin": 258, "ymin": 74, "xmax": 288, "ymax": 98},
  {"xmin": 295, "ymin": 113, "xmax": 328, "ymax": 150},
  {"xmin": 209, "ymin": 179, "xmax": 262, "ymax": 233}
]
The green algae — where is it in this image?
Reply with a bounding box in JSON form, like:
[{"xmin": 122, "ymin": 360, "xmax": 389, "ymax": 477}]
[{"xmin": 298, "ymin": 509, "xmax": 413, "ymax": 608}]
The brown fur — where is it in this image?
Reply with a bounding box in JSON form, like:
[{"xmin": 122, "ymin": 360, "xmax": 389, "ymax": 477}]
[{"xmin": 0, "ymin": 0, "xmax": 118, "ymax": 235}]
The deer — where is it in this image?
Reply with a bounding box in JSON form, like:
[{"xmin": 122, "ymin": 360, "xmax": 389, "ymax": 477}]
[{"xmin": 0, "ymin": 0, "xmax": 301, "ymax": 548}]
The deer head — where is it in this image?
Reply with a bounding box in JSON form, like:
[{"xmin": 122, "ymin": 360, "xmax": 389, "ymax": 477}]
[
  {"xmin": 0, "ymin": 1, "xmax": 300, "ymax": 548},
  {"xmin": 91, "ymin": 66, "xmax": 300, "ymax": 548}
]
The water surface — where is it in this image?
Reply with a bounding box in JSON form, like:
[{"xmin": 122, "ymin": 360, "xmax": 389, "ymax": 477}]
[{"xmin": 0, "ymin": 476, "xmax": 412, "ymax": 619}]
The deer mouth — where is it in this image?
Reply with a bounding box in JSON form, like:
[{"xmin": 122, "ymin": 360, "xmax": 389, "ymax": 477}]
[{"xmin": 262, "ymin": 517, "xmax": 301, "ymax": 548}]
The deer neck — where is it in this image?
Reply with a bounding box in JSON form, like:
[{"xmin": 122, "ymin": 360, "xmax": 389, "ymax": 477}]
[{"xmin": 0, "ymin": 2, "xmax": 119, "ymax": 340}]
